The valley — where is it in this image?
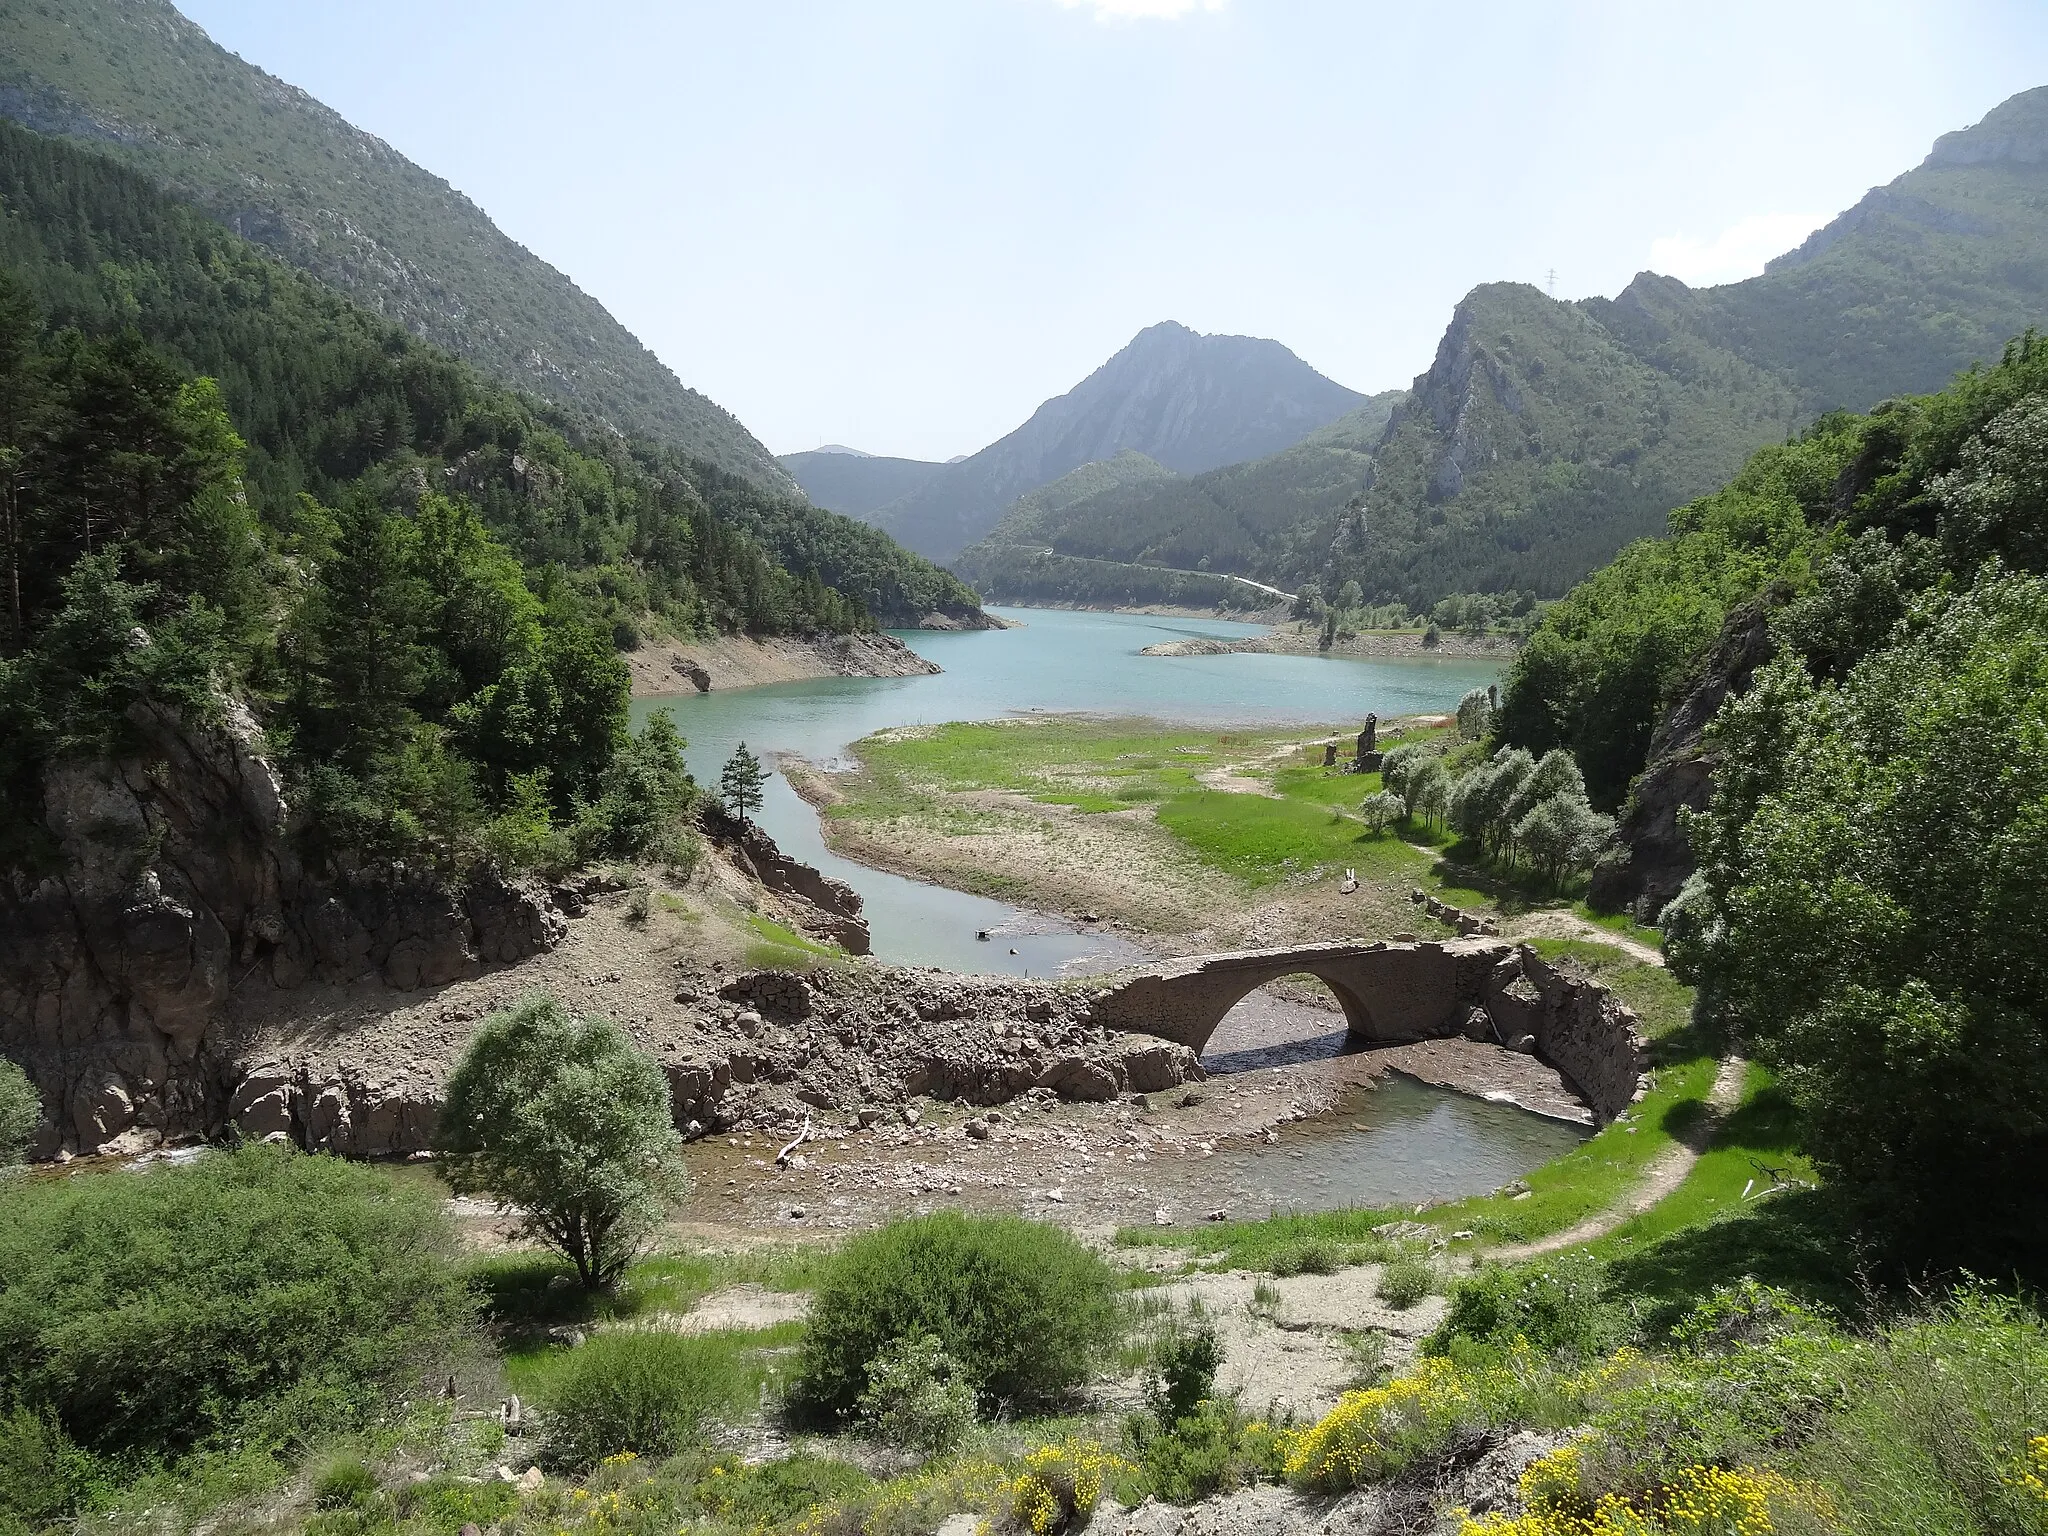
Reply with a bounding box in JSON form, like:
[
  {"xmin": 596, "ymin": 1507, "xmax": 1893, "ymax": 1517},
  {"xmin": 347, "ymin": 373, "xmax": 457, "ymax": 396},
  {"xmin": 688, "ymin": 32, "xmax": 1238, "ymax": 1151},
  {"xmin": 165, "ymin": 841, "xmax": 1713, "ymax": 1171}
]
[{"xmin": 0, "ymin": 9, "xmax": 2044, "ymax": 1536}]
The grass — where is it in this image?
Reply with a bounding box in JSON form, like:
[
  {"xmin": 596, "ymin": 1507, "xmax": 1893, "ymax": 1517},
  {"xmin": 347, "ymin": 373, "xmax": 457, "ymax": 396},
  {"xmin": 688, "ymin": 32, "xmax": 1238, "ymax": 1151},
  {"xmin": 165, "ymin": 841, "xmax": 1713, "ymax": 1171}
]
[
  {"xmin": 468, "ymin": 1247, "xmax": 825, "ymax": 1353},
  {"xmin": 839, "ymin": 716, "xmax": 1472, "ymax": 897},
  {"xmin": 742, "ymin": 911, "xmax": 842, "ymax": 969}
]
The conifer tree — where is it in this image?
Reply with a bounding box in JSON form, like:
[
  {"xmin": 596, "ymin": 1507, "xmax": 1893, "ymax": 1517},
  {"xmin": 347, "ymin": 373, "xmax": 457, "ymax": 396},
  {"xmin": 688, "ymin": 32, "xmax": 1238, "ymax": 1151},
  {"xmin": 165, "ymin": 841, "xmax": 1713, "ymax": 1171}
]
[{"xmin": 720, "ymin": 741, "xmax": 770, "ymax": 830}]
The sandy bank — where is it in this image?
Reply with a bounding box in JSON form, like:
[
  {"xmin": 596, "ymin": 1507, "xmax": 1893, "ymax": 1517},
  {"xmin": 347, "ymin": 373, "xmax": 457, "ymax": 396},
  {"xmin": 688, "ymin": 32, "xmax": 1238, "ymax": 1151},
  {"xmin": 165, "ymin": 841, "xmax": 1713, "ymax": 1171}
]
[
  {"xmin": 627, "ymin": 631, "xmax": 941, "ymax": 696},
  {"xmin": 1142, "ymin": 623, "xmax": 1518, "ymax": 661},
  {"xmin": 996, "ymin": 599, "xmax": 1291, "ymax": 624}
]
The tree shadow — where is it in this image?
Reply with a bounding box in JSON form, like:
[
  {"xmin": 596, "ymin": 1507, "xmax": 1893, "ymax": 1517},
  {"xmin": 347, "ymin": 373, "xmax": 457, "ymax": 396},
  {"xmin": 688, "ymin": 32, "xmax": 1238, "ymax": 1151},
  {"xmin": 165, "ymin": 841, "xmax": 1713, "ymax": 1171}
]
[{"xmin": 1605, "ymin": 1187, "xmax": 1872, "ymax": 1330}]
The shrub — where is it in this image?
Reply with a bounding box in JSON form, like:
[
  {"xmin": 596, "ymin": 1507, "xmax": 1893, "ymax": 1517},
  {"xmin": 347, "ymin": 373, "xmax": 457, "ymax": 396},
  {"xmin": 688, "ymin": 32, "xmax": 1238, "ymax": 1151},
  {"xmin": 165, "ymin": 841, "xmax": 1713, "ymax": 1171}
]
[
  {"xmin": 438, "ymin": 993, "xmax": 687, "ymax": 1290},
  {"xmin": 0, "ymin": 1407, "xmax": 97, "ymax": 1530},
  {"xmin": 1377, "ymin": 1252, "xmax": 1437, "ymax": 1310},
  {"xmin": 0, "ymin": 1144, "xmax": 471, "ymax": 1457},
  {"xmin": 1130, "ymin": 1402, "xmax": 1288, "ymax": 1505},
  {"xmin": 312, "ymin": 1455, "xmax": 379, "ymax": 1509},
  {"xmin": 855, "ymin": 1334, "xmax": 977, "ymax": 1457},
  {"xmin": 1358, "ymin": 789, "xmax": 1405, "ymax": 833},
  {"xmin": 1285, "ymin": 1357, "xmax": 1483, "ymax": 1490},
  {"xmin": 1429, "ymin": 1254, "xmax": 1623, "ymax": 1362},
  {"xmin": 0, "ymin": 1058, "xmax": 37, "ymax": 1167},
  {"xmin": 1142, "ymin": 1319, "xmax": 1222, "ymax": 1424},
  {"xmin": 1459, "ymin": 1448, "xmax": 1825, "ymax": 1536},
  {"xmin": 696, "ymin": 1453, "xmax": 875, "ymax": 1528},
  {"xmin": 1005, "ymin": 1440, "xmax": 1135, "ymax": 1536},
  {"xmin": 791, "ymin": 1213, "xmax": 1120, "ymax": 1421},
  {"xmin": 537, "ymin": 1331, "xmax": 762, "ymax": 1471}
]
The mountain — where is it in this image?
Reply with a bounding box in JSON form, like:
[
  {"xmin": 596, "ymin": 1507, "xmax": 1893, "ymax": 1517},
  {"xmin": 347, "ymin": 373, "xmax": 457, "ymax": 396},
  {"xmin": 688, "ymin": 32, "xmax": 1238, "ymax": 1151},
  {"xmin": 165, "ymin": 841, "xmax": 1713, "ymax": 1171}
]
[
  {"xmin": 0, "ymin": 117, "xmax": 984, "ymax": 636},
  {"xmin": 1313, "ymin": 85, "xmax": 2048, "ymax": 611},
  {"xmin": 781, "ymin": 450, "xmax": 948, "ymax": 520},
  {"xmin": 954, "ymin": 392, "xmax": 1404, "ymax": 609},
  {"xmin": 971, "ymin": 87, "xmax": 2048, "ymax": 616},
  {"xmin": 0, "ymin": 0, "xmax": 791, "ymax": 491},
  {"xmin": 859, "ymin": 321, "xmax": 1368, "ymax": 562}
]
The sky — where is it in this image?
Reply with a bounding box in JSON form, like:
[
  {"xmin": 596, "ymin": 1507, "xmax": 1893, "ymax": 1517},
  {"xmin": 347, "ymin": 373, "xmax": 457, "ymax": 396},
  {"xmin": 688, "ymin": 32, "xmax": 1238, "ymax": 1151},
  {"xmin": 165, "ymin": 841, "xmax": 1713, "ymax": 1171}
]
[{"xmin": 176, "ymin": 0, "xmax": 2048, "ymax": 463}]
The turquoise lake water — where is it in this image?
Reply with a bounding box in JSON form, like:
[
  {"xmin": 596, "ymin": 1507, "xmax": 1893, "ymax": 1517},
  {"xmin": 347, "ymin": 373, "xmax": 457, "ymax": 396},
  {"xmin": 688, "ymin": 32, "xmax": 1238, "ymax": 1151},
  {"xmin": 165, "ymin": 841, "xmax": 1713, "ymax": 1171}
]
[{"xmin": 633, "ymin": 607, "xmax": 1502, "ymax": 976}]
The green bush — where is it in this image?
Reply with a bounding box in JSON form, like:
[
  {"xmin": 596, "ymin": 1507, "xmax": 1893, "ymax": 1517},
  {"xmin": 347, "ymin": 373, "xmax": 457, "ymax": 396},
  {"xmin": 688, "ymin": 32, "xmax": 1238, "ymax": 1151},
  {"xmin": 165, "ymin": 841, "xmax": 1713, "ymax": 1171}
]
[
  {"xmin": 1142, "ymin": 1320, "xmax": 1222, "ymax": 1425},
  {"xmin": 1427, "ymin": 1253, "xmax": 1622, "ymax": 1362},
  {"xmin": 0, "ymin": 1406, "xmax": 98, "ymax": 1531},
  {"xmin": 0, "ymin": 1144, "xmax": 472, "ymax": 1457},
  {"xmin": 791, "ymin": 1212, "xmax": 1120, "ymax": 1421},
  {"xmin": 854, "ymin": 1334, "xmax": 976, "ymax": 1456},
  {"xmin": 536, "ymin": 1331, "xmax": 763, "ymax": 1471},
  {"xmin": 312, "ymin": 1455, "xmax": 379, "ymax": 1510},
  {"xmin": 1129, "ymin": 1401, "xmax": 1287, "ymax": 1505},
  {"xmin": 693, "ymin": 1453, "xmax": 875, "ymax": 1528},
  {"xmin": 0, "ymin": 1059, "xmax": 37, "ymax": 1167},
  {"xmin": 1376, "ymin": 1252, "xmax": 1438, "ymax": 1310},
  {"xmin": 439, "ymin": 993, "xmax": 687, "ymax": 1290}
]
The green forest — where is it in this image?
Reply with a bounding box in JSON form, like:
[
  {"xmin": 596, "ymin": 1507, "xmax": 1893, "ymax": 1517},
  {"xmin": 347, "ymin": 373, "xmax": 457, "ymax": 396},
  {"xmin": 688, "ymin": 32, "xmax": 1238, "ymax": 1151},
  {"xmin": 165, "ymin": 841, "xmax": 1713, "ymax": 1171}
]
[
  {"xmin": 1497, "ymin": 332, "xmax": 2048, "ymax": 806},
  {"xmin": 0, "ymin": 0, "xmax": 789, "ymax": 487},
  {"xmin": 0, "ymin": 118, "xmax": 980, "ymax": 877}
]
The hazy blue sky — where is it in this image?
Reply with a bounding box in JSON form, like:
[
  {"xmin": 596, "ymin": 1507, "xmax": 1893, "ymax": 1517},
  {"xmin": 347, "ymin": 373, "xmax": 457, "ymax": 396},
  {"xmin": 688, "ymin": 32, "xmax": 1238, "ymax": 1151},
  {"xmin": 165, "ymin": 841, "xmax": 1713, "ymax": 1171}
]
[{"xmin": 177, "ymin": 0, "xmax": 2048, "ymax": 461}]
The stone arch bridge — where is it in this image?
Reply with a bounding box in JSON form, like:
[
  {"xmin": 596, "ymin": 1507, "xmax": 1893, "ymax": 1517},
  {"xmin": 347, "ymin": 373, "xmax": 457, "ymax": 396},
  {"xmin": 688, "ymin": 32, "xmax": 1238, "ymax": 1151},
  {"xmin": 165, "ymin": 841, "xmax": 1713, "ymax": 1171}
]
[{"xmin": 1084, "ymin": 937, "xmax": 1647, "ymax": 1124}]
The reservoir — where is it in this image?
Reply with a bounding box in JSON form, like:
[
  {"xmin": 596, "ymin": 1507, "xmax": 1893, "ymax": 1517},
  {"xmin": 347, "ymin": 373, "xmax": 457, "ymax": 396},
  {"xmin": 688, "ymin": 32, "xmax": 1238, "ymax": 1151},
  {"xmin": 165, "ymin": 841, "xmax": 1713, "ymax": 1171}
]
[{"xmin": 634, "ymin": 607, "xmax": 1502, "ymax": 976}]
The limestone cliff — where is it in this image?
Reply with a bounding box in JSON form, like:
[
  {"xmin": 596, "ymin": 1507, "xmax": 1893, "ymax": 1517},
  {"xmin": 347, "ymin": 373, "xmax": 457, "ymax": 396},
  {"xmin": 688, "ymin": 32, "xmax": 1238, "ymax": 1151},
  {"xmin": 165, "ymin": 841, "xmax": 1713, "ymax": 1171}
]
[{"xmin": 0, "ymin": 699, "xmax": 563, "ymax": 1157}]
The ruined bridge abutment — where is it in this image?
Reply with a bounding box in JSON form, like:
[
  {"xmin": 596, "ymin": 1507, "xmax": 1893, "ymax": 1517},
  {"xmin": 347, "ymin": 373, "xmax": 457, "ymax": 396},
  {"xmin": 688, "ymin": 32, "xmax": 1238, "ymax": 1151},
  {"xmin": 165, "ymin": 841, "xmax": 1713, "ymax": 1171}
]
[{"xmin": 1084, "ymin": 937, "xmax": 1648, "ymax": 1124}]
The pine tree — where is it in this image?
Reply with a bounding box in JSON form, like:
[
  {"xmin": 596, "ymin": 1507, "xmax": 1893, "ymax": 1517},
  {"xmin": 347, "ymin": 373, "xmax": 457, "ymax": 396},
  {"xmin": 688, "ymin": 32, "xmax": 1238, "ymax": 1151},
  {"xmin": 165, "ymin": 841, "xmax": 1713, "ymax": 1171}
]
[{"xmin": 720, "ymin": 741, "xmax": 770, "ymax": 830}]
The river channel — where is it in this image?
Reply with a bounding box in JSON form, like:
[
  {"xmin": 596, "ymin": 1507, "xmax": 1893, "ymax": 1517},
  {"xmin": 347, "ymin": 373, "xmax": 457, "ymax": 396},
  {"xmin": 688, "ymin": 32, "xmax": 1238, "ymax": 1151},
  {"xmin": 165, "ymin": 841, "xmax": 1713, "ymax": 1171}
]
[
  {"xmin": 638, "ymin": 608, "xmax": 1588, "ymax": 1219},
  {"xmin": 633, "ymin": 607, "xmax": 1500, "ymax": 977}
]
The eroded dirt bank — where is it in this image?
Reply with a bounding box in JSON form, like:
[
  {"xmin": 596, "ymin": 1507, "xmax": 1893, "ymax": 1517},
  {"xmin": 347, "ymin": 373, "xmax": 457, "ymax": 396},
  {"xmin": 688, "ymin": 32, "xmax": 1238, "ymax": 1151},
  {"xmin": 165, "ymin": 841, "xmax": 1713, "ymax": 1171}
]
[{"xmin": 625, "ymin": 631, "xmax": 943, "ymax": 695}]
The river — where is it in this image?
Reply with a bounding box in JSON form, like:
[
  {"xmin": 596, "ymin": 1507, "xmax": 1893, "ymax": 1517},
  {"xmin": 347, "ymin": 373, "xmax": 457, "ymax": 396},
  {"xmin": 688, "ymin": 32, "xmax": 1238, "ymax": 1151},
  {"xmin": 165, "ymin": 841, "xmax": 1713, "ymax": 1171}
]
[{"xmin": 633, "ymin": 607, "xmax": 1502, "ymax": 977}]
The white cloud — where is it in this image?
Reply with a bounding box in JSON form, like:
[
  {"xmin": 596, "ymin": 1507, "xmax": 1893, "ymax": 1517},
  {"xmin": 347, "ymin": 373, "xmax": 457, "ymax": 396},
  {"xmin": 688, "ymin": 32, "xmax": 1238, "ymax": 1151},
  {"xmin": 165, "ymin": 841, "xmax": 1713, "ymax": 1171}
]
[
  {"xmin": 1053, "ymin": 0, "xmax": 1228, "ymax": 21},
  {"xmin": 1648, "ymin": 212, "xmax": 1829, "ymax": 288}
]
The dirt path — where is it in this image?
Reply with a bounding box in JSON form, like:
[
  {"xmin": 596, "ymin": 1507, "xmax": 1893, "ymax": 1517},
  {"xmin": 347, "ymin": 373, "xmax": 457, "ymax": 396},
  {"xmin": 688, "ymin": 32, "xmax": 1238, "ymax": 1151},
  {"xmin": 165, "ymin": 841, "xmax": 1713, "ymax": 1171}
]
[
  {"xmin": 1488, "ymin": 1054, "xmax": 1747, "ymax": 1260},
  {"xmin": 1504, "ymin": 910, "xmax": 1667, "ymax": 967}
]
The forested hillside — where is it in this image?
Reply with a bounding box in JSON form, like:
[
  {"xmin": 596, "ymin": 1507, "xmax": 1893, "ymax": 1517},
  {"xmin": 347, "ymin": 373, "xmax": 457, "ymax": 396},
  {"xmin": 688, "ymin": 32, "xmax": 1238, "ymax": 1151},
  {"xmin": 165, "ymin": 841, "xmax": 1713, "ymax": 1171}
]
[
  {"xmin": 0, "ymin": 0, "xmax": 791, "ymax": 490},
  {"xmin": 953, "ymin": 394, "xmax": 1403, "ymax": 607},
  {"xmin": 1498, "ymin": 326, "xmax": 2048, "ymax": 882},
  {"xmin": 0, "ymin": 117, "xmax": 981, "ymax": 879},
  {"xmin": 0, "ymin": 121, "xmax": 980, "ymax": 638},
  {"xmin": 1314, "ymin": 86, "xmax": 2048, "ymax": 612},
  {"xmin": 780, "ymin": 449, "xmax": 948, "ymax": 521}
]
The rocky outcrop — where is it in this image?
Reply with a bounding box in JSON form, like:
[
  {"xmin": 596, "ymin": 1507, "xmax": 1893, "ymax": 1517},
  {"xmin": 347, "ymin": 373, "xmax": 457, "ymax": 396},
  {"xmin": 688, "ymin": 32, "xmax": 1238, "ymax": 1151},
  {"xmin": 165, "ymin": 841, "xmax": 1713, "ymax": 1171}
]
[
  {"xmin": 1590, "ymin": 591, "xmax": 1784, "ymax": 919},
  {"xmin": 0, "ymin": 699, "xmax": 563, "ymax": 1158},
  {"xmin": 703, "ymin": 805, "xmax": 871, "ymax": 955},
  {"xmin": 662, "ymin": 967, "xmax": 1205, "ymax": 1135}
]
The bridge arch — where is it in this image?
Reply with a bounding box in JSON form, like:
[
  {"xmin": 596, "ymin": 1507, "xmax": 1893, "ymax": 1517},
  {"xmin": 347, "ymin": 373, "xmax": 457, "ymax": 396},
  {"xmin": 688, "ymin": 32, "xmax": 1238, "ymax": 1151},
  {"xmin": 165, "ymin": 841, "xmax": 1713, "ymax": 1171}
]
[{"xmin": 1083, "ymin": 937, "xmax": 1650, "ymax": 1125}]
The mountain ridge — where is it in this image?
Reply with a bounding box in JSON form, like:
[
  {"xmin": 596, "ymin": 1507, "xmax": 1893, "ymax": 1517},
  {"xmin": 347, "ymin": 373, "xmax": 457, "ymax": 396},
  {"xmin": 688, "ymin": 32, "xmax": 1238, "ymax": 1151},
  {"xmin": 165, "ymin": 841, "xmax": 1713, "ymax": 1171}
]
[
  {"xmin": 797, "ymin": 320, "xmax": 1366, "ymax": 564},
  {"xmin": 963, "ymin": 86, "xmax": 2048, "ymax": 617},
  {"xmin": 0, "ymin": 0, "xmax": 793, "ymax": 492}
]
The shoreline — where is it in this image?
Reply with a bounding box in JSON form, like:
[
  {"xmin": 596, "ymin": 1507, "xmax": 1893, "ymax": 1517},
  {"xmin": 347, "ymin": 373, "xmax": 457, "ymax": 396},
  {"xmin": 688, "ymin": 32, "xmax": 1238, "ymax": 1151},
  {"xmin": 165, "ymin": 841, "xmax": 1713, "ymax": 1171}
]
[
  {"xmin": 986, "ymin": 598, "xmax": 1290, "ymax": 625},
  {"xmin": 626, "ymin": 630, "xmax": 942, "ymax": 696},
  {"xmin": 1143, "ymin": 622, "xmax": 1520, "ymax": 661}
]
